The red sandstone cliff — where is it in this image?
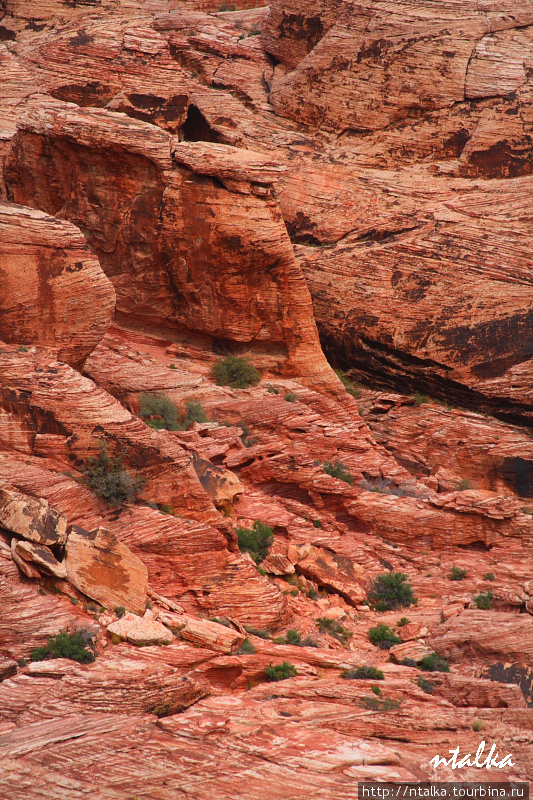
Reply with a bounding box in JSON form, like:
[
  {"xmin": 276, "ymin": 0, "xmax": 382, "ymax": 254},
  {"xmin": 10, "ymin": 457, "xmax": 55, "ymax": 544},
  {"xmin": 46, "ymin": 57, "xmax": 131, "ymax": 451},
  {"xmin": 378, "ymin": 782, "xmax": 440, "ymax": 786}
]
[{"xmin": 0, "ymin": 0, "xmax": 533, "ymax": 795}]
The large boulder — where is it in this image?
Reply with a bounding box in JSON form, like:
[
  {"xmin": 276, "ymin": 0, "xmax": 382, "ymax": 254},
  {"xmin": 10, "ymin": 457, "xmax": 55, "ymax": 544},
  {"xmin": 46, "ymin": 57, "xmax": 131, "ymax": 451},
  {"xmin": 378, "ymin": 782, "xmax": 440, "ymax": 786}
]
[
  {"xmin": 107, "ymin": 611, "xmax": 173, "ymax": 646},
  {"xmin": 65, "ymin": 526, "xmax": 148, "ymax": 615},
  {"xmin": 0, "ymin": 485, "xmax": 67, "ymax": 546}
]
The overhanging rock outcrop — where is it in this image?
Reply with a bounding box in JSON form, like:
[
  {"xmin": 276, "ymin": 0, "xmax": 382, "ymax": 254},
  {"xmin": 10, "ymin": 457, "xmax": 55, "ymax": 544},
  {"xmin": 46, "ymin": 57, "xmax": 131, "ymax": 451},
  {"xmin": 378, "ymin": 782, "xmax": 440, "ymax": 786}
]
[{"xmin": 5, "ymin": 100, "xmax": 340, "ymax": 395}]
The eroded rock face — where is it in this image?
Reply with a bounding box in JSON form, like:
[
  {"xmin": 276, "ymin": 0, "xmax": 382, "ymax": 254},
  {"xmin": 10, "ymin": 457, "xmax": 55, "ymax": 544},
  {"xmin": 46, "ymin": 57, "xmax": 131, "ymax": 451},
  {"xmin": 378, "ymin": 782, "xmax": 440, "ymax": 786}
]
[
  {"xmin": 0, "ymin": 203, "xmax": 115, "ymax": 368},
  {"xmin": 431, "ymin": 610, "xmax": 533, "ymax": 665},
  {"xmin": 5, "ymin": 100, "xmax": 338, "ymax": 393},
  {"xmin": 264, "ymin": 0, "xmax": 533, "ymax": 134},
  {"xmin": 2, "ymin": 0, "xmax": 533, "ymax": 792}
]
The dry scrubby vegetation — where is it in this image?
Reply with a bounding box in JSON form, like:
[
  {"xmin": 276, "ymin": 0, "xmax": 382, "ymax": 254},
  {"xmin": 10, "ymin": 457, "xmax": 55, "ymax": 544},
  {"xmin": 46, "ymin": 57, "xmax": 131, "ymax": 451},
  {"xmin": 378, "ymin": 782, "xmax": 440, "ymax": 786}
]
[
  {"xmin": 30, "ymin": 629, "xmax": 96, "ymax": 663},
  {"xmin": 473, "ymin": 591, "xmax": 493, "ymax": 609},
  {"xmin": 235, "ymin": 520, "xmax": 274, "ymax": 564},
  {"xmin": 450, "ymin": 566, "xmax": 468, "ymax": 581},
  {"xmin": 265, "ymin": 662, "xmax": 297, "ymax": 681},
  {"xmin": 334, "ymin": 368, "xmax": 363, "ymax": 398},
  {"xmin": 316, "ymin": 617, "xmax": 353, "ymax": 645},
  {"xmin": 211, "ymin": 355, "xmax": 261, "ymax": 389},
  {"xmin": 86, "ymin": 444, "xmax": 144, "ymax": 506},
  {"xmin": 342, "ymin": 665, "xmax": 384, "ymax": 680},
  {"xmin": 139, "ymin": 393, "xmax": 208, "ymax": 430},
  {"xmin": 368, "ymin": 623, "xmax": 401, "ymax": 650},
  {"xmin": 322, "ymin": 460, "xmax": 354, "ymax": 485},
  {"xmin": 359, "ymin": 695, "xmax": 400, "ymax": 712},
  {"xmin": 367, "ymin": 572, "xmax": 416, "ymax": 612}
]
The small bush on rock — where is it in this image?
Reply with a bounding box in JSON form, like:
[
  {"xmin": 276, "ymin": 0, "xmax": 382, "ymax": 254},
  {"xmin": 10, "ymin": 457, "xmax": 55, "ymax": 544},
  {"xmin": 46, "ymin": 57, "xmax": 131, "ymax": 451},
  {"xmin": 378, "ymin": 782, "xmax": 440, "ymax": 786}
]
[
  {"xmin": 359, "ymin": 695, "xmax": 400, "ymax": 712},
  {"xmin": 86, "ymin": 445, "xmax": 144, "ymax": 507},
  {"xmin": 450, "ymin": 566, "xmax": 467, "ymax": 581},
  {"xmin": 316, "ymin": 617, "xmax": 353, "ymax": 645},
  {"xmin": 323, "ymin": 460, "xmax": 354, "ymax": 486},
  {"xmin": 30, "ymin": 629, "xmax": 96, "ymax": 664},
  {"xmin": 334, "ymin": 369, "xmax": 362, "ymax": 399},
  {"xmin": 180, "ymin": 398, "xmax": 208, "ymax": 428},
  {"xmin": 245, "ymin": 626, "xmax": 270, "ymax": 640},
  {"xmin": 236, "ymin": 638, "xmax": 256, "ymax": 655},
  {"xmin": 139, "ymin": 393, "xmax": 179, "ymax": 430},
  {"xmin": 417, "ymin": 652, "xmax": 450, "ymax": 673},
  {"xmin": 473, "ymin": 591, "xmax": 493, "ymax": 610},
  {"xmin": 342, "ymin": 666, "xmax": 384, "ymax": 681},
  {"xmin": 139, "ymin": 393, "xmax": 208, "ymax": 431},
  {"xmin": 286, "ymin": 629, "xmax": 302, "ymax": 646},
  {"xmin": 211, "ymin": 355, "xmax": 260, "ymax": 389},
  {"xmin": 417, "ymin": 676, "xmax": 435, "ymax": 694},
  {"xmin": 236, "ymin": 520, "xmax": 274, "ymax": 564},
  {"xmin": 368, "ymin": 624, "xmax": 401, "ymax": 650},
  {"xmin": 265, "ymin": 662, "xmax": 297, "ymax": 681},
  {"xmin": 367, "ymin": 572, "xmax": 416, "ymax": 612}
]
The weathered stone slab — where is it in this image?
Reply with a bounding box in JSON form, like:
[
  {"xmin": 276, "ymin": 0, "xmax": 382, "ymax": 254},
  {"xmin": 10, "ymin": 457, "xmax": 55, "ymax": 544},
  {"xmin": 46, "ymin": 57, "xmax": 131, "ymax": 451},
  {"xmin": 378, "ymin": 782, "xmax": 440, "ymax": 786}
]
[
  {"xmin": 65, "ymin": 526, "xmax": 148, "ymax": 615},
  {"xmin": 158, "ymin": 610, "xmax": 245, "ymax": 653},
  {"xmin": 297, "ymin": 545, "xmax": 366, "ymax": 606},
  {"xmin": 13, "ymin": 540, "xmax": 66, "ymax": 579},
  {"xmin": 108, "ymin": 612, "xmax": 173, "ymax": 646},
  {"xmin": 0, "ymin": 486, "xmax": 67, "ymax": 546},
  {"xmin": 10, "ymin": 538, "xmax": 41, "ymax": 579},
  {"xmin": 192, "ymin": 455, "xmax": 244, "ymax": 506}
]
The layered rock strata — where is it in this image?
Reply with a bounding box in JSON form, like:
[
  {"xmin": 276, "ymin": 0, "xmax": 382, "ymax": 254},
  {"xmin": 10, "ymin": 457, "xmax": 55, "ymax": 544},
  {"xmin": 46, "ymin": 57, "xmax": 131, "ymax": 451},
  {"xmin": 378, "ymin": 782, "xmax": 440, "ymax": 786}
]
[{"xmin": 0, "ymin": 203, "xmax": 115, "ymax": 368}]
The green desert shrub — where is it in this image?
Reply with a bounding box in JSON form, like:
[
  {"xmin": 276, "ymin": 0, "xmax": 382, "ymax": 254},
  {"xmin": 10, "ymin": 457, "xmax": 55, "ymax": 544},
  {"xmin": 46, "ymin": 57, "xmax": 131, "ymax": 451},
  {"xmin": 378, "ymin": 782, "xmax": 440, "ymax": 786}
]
[
  {"xmin": 397, "ymin": 617, "xmax": 411, "ymax": 627},
  {"xmin": 473, "ymin": 591, "xmax": 493, "ymax": 610},
  {"xmin": 30, "ymin": 629, "xmax": 96, "ymax": 664},
  {"xmin": 359, "ymin": 695, "xmax": 400, "ymax": 712},
  {"xmin": 285, "ymin": 629, "xmax": 319, "ymax": 648},
  {"xmin": 286, "ymin": 629, "xmax": 302, "ymax": 646},
  {"xmin": 334, "ymin": 368, "xmax": 362, "ymax": 399},
  {"xmin": 86, "ymin": 445, "xmax": 143, "ymax": 507},
  {"xmin": 211, "ymin": 355, "xmax": 260, "ymax": 389},
  {"xmin": 238, "ymin": 420, "xmax": 258, "ymax": 448},
  {"xmin": 180, "ymin": 398, "xmax": 208, "ymax": 427},
  {"xmin": 323, "ymin": 460, "xmax": 354, "ymax": 486},
  {"xmin": 450, "ymin": 566, "xmax": 467, "ymax": 581},
  {"xmin": 139, "ymin": 392, "xmax": 179, "ymax": 430},
  {"xmin": 367, "ymin": 624, "xmax": 401, "ymax": 650},
  {"xmin": 139, "ymin": 393, "xmax": 208, "ymax": 431},
  {"xmin": 417, "ymin": 676, "xmax": 435, "ymax": 694},
  {"xmin": 265, "ymin": 662, "xmax": 297, "ymax": 681},
  {"xmin": 342, "ymin": 666, "xmax": 384, "ymax": 681},
  {"xmin": 483, "ymin": 572, "xmax": 495, "ymax": 581},
  {"xmin": 456, "ymin": 478, "xmax": 471, "ymax": 491},
  {"xmin": 412, "ymin": 392, "xmax": 430, "ymax": 406},
  {"xmin": 284, "ymin": 392, "xmax": 298, "ymax": 403},
  {"xmin": 236, "ymin": 638, "xmax": 256, "ymax": 655},
  {"xmin": 367, "ymin": 572, "xmax": 416, "ymax": 612},
  {"xmin": 417, "ymin": 652, "xmax": 450, "ymax": 673},
  {"xmin": 244, "ymin": 626, "xmax": 270, "ymax": 640},
  {"xmin": 236, "ymin": 520, "xmax": 274, "ymax": 564},
  {"xmin": 316, "ymin": 617, "xmax": 353, "ymax": 645}
]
